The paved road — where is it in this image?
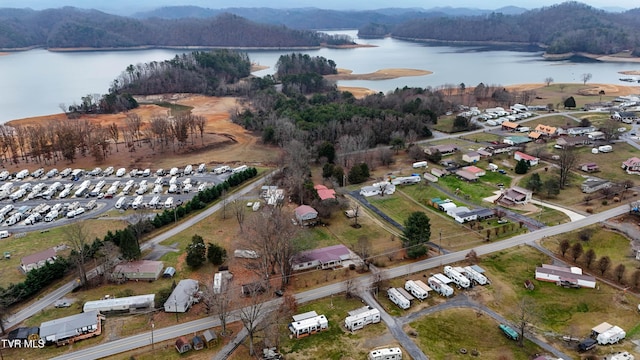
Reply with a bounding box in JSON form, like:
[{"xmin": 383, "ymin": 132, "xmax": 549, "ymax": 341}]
[
  {"xmin": 5, "ymin": 173, "xmax": 273, "ymax": 330},
  {"xmin": 52, "ymin": 204, "xmax": 630, "ymax": 359}
]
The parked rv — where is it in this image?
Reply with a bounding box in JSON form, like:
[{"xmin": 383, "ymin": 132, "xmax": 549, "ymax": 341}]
[
  {"xmin": 103, "ymin": 166, "xmax": 114, "ymax": 176},
  {"xmin": 60, "ymin": 168, "xmax": 73, "ymax": 177},
  {"xmin": 142, "ymin": 169, "xmax": 151, "ymax": 177},
  {"xmin": 148, "ymin": 196, "xmax": 161, "ymax": 209},
  {"xmin": 405, "ymin": 280, "xmax": 429, "ymax": 300},
  {"xmin": 44, "ymin": 210, "xmax": 59, "ymax": 222},
  {"xmin": 344, "ymin": 306, "xmax": 380, "ymax": 331},
  {"xmin": 232, "ymin": 165, "xmax": 248, "ymax": 174},
  {"xmin": 444, "ymin": 266, "xmax": 471, "ymax": 288},
  {"xmin": 428, "ymin": 275, "xmax": 454, "ymax": 297},
  {"xmin": 115, "ymin": 197, "xmax": 127, "ymax": 209},
  {"xmin": 463, "ymin": 266, "xmax": 488, "ymax": 285},
  {"xmin": 412, "ymin": 161, "xmax": 428, "ymax": 168},
  {"xmin": 15, "ymin": 169, "xmax": 29, "ymax": 180},
  {"xmin": 30, "ymin": 168, "xmax": 45, "ymax": 178},
  {"xmin": 213, "ymin": 165, "xmax": 231, "ymax": 174},
  {"xmin": 197, "ymin": 163, "xmax": 206, "ymax": 173},
  {"xmin": 45, "ymin": 168, "xmax": 59, "ymax": 178},
  {"xmin": 169, "ymin": 167, "xmax": 179, "ymax": 176},
  {"xmin": 184, "ymin": 164, "xmax": 193, "ymax": 175},
  {"xmin": 116, "ymin": 168, "xmax": 126, "ymax": 177},
  {"xmin": 132, "ymin": 196, "xmax": 144, "ymax": 209},
  {"xmin": 164, "ymin": 197, "xmax": 174, "ymax": 208},
  {"xmin": 0, "ymin": 170, "xmax": 9, "ymax": 181},
  {"xmin": 387, "ymin": 288, "xmax": 410, "ymax": 309},
  {"xmin": 368, "ymin": 348, "xmax": 402, "ymax": 360}
]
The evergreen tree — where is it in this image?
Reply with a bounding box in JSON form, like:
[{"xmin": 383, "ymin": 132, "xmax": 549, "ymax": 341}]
[
  {"xmin": 564, "ymin": 96, "xmax": 576, "ymax": 109},
  {"xmin": 119, "ymin": 228, "xmax": 141, "ymax": 260},
  {"xmin": 317, "ymin": 141, "xmax": 336, "ymax": 163},
  {"xmin": 186, "ymin": 234, "xmax": 207, "ymax": 268},
  {"xmin": 348, "ymin": 163, "xmax": 370, "ymax": 184},
  {"xmin": 207, "ymin": 243, "xmax": 227, "ymax": 265},
  {"xmin": 515, "ymin": 159, "xmax": 529, "ymax": 174},
  {"xmin": 402, "ymin": 212, "xmax": 431, "ymax": 259},
  {"xmin": 526, "ymin": 173, "xmax": 542, "ymax": 192}
]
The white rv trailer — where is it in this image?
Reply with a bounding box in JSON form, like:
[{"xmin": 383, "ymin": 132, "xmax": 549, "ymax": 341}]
[
  {"xmin": 148, "ymin": 196, "xmax": 161, "ymax": 208},
  {"xmin": 597, "ymin": 326, "xmax": 626, "ymax": 345},
  {"xmin": 15, "ymin": 169, "xmax": 29, "ymax": 179},
  {"xmin": 164, "ymin": 197, "xmax": 174, "ymax": 208},
  {"xmin": 115, "ymin": 197, "xmax": 127, "ymax": 209},
  {"xmin": 232, "ymin": 165, "xmax": 248, "ymax": 174},
  {"xmin": 344, "ymin": 306, "xmax": 380, "ymax": 331},
  {"xmin": 116, "ymin": 168, "xmax": 126, "ymax": 177},
  {"xmin": 428, "ymin": 275, "xmax": 454, "ymax": 297},
  {"xmin": 183, "ymin": 164, "xmax": 193, "ymax": 175},
  {"xmin": 288, "ymin": 312, "xmax": 329, "ymax": 338},
  {"xmin": 404, "ymin": 280, "xmax": 429, "ymax": 300},
  {"xmin": 197, "ymin": 163, "xmax": 206, "ymax": 173},
  {"xmin": 444, "ymin": 266, "xmax": 471, "ymax": 288},
  {"xmin": 387, "ymin": 288, "xmax": 410, "ymax": 310},
  {"xmin": 412, "ymin": 161, "xmax": 428, "ymax": 168},
  {"xmin": 213, "ymin": 165, "xmax": 231, "ymax": 174},
  {"xmin": 132, "ymin": 195, "xmax": 144, "ymax": 209},
  {"xmin": 463, "ymin": 266, "xmax": 488, "ymax": 285},
  {"xmin": 368, "ymin": 347, "xmax": 402, "ymax": 360}
]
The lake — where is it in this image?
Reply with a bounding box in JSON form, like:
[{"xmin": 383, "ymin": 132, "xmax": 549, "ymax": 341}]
[{"xmin": 1, "ymin": 30, "xmax": 639, "ymax": 122}]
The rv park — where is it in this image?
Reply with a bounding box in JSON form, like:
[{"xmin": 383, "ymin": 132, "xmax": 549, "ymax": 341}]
[{"xmin": 4, "ymin": 83, "xmax": 640, "ymax": 360}]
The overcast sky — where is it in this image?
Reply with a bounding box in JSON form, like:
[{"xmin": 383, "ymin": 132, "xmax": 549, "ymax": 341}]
[{"xmin": 3, "ymin": 0, "xmax": 637, "ymax": 12}]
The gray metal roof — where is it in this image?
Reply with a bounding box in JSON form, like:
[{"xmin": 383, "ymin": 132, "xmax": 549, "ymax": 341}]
[{"xmin": 39, "ymin": 311, "xmax": 99, "ymax": 342}]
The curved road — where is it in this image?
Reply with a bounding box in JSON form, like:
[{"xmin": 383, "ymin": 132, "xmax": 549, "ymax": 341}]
[{"xmin": 51, "ymin": 204, "xmax": 629, "ymax": 360}]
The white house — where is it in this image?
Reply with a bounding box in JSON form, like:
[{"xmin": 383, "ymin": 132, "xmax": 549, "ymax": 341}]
[
  {"xmin": 496, "ymin": 186, "xmax": 533, "ymax": 206},
  {"xmin": 83, "ymin": 294, "xmax": 155, "ymax": 313},
  {"xmin": 535, "ymin": 264, "xmax": 596, "ymax": 288},
  {"xmin": 514, "ymin": 151, "xmax": 539, "ymax": 166},
  {"xmin": 462, "ymin": 151, "xmax": 481, "ymax": 164},
  {"xmin": 39, "ymin": 311, "xmax": 103, "ymax": 345},
  {"xmin": 360, "ymin": 182, "xmax": 396, "ymax": 197},
  {"xmin": 164, "ymin": 279, "xmax": 199, "ymax": 313}
]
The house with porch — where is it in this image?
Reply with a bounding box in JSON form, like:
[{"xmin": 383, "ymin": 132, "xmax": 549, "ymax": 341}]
[
  {"xmin": 294, "ymin": 205, "xmax": 319, "ymax": 226},
  {"xmin": 622, "ymin": 157, "xmax": 640, "ymax": 174},
  {"xmin": 292, "ymin": 244, "xmax": 352, "ymax": 271},
  {"xmin": 557, "ymin": 125, "xmax": 597, "ymax": 136},
  {"xmin": 534, "ymin": 124, "xmax": 557, "ymax": 137},
  {"xmin": 495, "ymin": 186, "xmax": 533, "ymax": 206},
  {"xmin": 556, "ymin": 136, "xmax": 591, "ymax": 148},
  {"xmin": 461, "ymin": 165, "xmax": 486, "ymax": 177},
  {"xmin": 425, "ymin": 144, "xmax": 459, "ymax": 156},
  {"xmin": 581, "ymin": 178, "xmax": 611, "ymax": 193}
]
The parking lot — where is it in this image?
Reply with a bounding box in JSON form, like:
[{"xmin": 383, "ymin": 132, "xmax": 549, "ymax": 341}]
[{"xmin": 0, "ymin": 164, "xmax": 239, "ymax": 233}]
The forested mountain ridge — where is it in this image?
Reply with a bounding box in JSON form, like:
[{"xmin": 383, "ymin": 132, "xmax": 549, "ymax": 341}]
[
  {"xmin": 0, "ymin": 7, "xmax": 352, "ymax": 49},
  {"xmin": 361, "ymin": 2, "xmax": 640, "ymax": 56}
]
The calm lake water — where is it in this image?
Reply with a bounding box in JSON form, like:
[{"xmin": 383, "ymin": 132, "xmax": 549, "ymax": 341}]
[{"xmin": 1, "ymin": 30, "xmax": 639, "ymax": 122}]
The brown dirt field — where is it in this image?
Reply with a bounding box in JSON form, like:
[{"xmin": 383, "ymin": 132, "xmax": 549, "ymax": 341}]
[
  {"xmin": 504, "ymin": 82, "xmax": 640, "ymax": 96},
  {"xmin": 327, "ymin": 68, "xmax": 432, "ymax": 81},
  {"xmin": 4, "ymin": 95, "xmax": 280, "ymax": 172}
]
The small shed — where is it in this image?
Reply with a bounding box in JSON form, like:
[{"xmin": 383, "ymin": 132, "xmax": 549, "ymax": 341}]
[
  {"xmin": 175, "ymin": 336, "xmax": 192, "ymax": 354},
  {"xmin": 163, "ymin": 267, "xmax": 176, "ymax": 278},
  {"xmin": 203, "ymin": 329, "xmax": 218, "ymax": 347},
  {"xmin": 192, "ymin": 335, "xmax": 204, "ymax": 350}
]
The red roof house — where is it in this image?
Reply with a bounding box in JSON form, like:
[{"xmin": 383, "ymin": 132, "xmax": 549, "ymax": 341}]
[
  {"xmin": 514, "ymin": 151, "xmax": 539, "ymax": 166},
  {"xmin": 313, "ymin": 185, "xmax": 336, "ymax": 201}
]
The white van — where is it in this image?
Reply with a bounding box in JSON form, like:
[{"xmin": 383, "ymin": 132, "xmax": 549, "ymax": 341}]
[
  {"xmin": 0, "ymin": 230, "xmax": 10, "ymax": 239},
  {"xmin": 164, "ymin": 197, "xmax": 174, "ymax": 208}
]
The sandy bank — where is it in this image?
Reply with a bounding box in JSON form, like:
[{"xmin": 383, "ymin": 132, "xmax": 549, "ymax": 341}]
[
  {"xmin": 327, "ymin": 68, "xmax": 432, "ymax": 81},
  {"xmin": 504, "ymin": 83, "xmax": 640, "ymax": 96},
  {"xmin": 337, "ymin": 86, "xmax": 379, "ymax": 98},
  {"xmin": 619, "ymin": 70, "xmax": 640, "ymax": 76}
]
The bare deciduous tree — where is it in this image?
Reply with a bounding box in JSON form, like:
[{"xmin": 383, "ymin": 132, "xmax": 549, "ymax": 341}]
[
  {"xmin": 557, "ymin": 147, "xmax": 578, "ymax": 189},
  {"xmin": 65, "ymin": 222, "xmax": 91, "ymax": 285},
  {"xmin": 232, "ymin": 200, "xmax": 246, "ymax": 232},
  {"xmin": 515, "ymin": 297, "xmax": 536, "ymax": 347},
  {"xmin": 239, "ymin": 286, "xmax": 268, "ymax": 356}
]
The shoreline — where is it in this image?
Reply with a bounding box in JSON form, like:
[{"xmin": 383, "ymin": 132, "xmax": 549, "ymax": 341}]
[{"xmin": 327, "ymin": 68, "xmax": 432, "ymax": 81}]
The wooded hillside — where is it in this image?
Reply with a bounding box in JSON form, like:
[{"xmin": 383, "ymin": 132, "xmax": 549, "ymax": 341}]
[
  {"xmin": 0, "ymin": 8, "xmax": 353, "ymax": 49},
  {"xmin": 360, "ymin": 2, "xmax": 640, "ymax": 55}
]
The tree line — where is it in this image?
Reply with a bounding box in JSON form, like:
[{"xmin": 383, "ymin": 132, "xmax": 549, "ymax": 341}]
[
  {"xmin": 359, "ymin": 2, "xmax": 640, "ymax": 56},
  {"xmin": 0, "ymin": 9, "xmax": 353, "ymax": 49}
]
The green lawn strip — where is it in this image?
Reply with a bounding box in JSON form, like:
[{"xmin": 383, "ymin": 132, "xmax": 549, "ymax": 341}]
[
  {"xmin": 280, "ymin": 296, "xmax": 387, "ymax": 359},
  {"xmin": 436, "ymin": 174, "xmax": 502, "ymax": 204},
  {"xmin": 409, "ymin": 308, "xmax": 543, "ymax": 360},
  {"xmin": 459, "ymin": 132, "xmax": 502, "ymax": 143}
]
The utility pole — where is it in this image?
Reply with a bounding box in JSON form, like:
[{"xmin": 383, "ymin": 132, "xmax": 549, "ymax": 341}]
[
  {"xmin": 439, "ymin": 230, "xmax": 442, "ymax": 255},
  {"xmin": 151, "ymin": 321, "xmax": 155, "ymax": 350}
]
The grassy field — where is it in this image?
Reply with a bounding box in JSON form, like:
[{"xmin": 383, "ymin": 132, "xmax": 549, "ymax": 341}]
[
  {"xmin": 409, "ymin": 308, "xmax": 544, "ymax": 360},
  {"xmin": 0, "ymin": 218, "xmax": 130, "ymax": 288},
  {"xmin": 279, "ymin": 296, "xmax": 399, "ymax": 360},
  {"xmin": 437, "ymin": 171, "xmax": 510, "ymax": 205},
  {"xmin": 479, "ymin": 246, "xmax": 640, "ymax": 357},
  {"xmin": 542, "ymin": 225, "xmax": 640, "ymax": 279}
]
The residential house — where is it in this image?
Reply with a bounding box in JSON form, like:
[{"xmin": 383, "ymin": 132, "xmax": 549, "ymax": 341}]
[
  {"xmin": 503, "ymin": 136, "xmax": 531, "ymax": 146},
  {"xmin": 501, "ymin": 121, "xmax": 520, "ymax": 131},
  {"xmin": 292, "ymin": 244, "xmax": 352, "ymax": 271},
  {"xmin": 495, "ymin": 186, "xmax": 533, "ymax": 206},
  {"xmin": 579, "ymin": 163, "xmax": 600, "ymax": 173},
  {"xmin": 462, "ymin": 151, "xmax": 481, "ymax": 164},
  {"xmin": 449, "ymin": 207, "xmax": 494, "ymax": 223},
  {"xmin": 39, "ymin": 310, "xmax": 103, "ymax": 345},
  {"xmin": 294, "ymin": 205, "xmax": 319, "ymax": 226},
  {"xmin": 164, "ymin": 279, "xmax": 199, "ymax": 313},
  {"xmin": 611, "ymin": 111, "xmax": 638, "ymax": 123},
  {"xmin": 112, "ymin": 260, "xmax": 164, "ymax": 282},
  {"xmin": 556, "ymin": 136, "xmax": 591, "ymax": 148},
  {"xmin": 314, "ymin": 185, "xmax": 336, "ymax": 201},
  {"xmin": 534, "ymin": 124, "xmax": 557, "ymax": 137},
  {"xmin": 557, "ymin": 126, "xmax": 597, "ymax": 136},
  {"xmin": 455, "ymin": 169, "xmax": 478, "ymax": 182},
  {"xmin": 622, "ymin": 157, "xmax": 640, "ymax": 174},
  {"xmin": 21, "ymin": 247, "xmax": 57, "ymax": 273},
  {"xmin": 535, "ymin": 264, "xmax": 596, "ymax": 288},
  {"xmin": 581, "ymin": 178, "xmax": 611, "ymax": 193},
  {"xmin": 486, "ymin": 143, "xmax": 515, "ymax": 155},
  {"xmin": 528, "ymin": 132, "xmax": 542, "ymax": 141},
  {"xmin": 359, "ymin": 182, "xmax": 395, "ymax": 197},
  {"xmin": 425, "ymin": 144, "xmax": 458, "ymax": 156},
  {"xmin": 514, "ymin": 151, "xmax": 539, "ymax": 166},
  {"xmin": 476, "ymin": 149, "xmax": 492, "ymax": 158},
  {"xmin": 175, "ymin": 337, "xmax": 192, "ymax": 354},
  {"xmin": 430, "ymin": 168, "xmax": 447, "ymax": 177},
  {"xmin": 461, "ymin": 165, "xmax": 486, "ymax": 177}
]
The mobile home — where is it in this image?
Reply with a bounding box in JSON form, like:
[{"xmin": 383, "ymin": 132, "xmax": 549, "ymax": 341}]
[
  {"xmin": 387, "ymin": 288, "xmax": 410, "ymax": 310},
  {"xmin": 115, "ymin": 197, "xmax": 127, "ymax": 209},
  {"xmin": 412, "ymin": 161, "xmax": 428, "ymax": 169},
  {"xmin": 404, "ymin": 280, "xmax": 429, "ymax": 300},
  {"xmin": 596, "ymin": 326, "xmax": 626, "ymax": 345},
  {"xmin": 444, "ymin": 266, "xmax": 471, "ymax": 288},
  {"xmin": 344, "ymin": 306, "xmax": 380, "ymax": 331}
]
